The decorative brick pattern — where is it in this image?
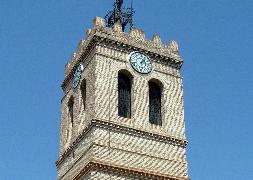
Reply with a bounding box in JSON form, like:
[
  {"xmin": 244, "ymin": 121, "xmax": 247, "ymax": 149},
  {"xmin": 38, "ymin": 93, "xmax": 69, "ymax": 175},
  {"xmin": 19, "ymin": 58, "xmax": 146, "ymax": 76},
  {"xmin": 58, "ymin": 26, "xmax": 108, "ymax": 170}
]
[{"xmin": 56, "ymin": 17, "xmax": 189, "ymax": 180}]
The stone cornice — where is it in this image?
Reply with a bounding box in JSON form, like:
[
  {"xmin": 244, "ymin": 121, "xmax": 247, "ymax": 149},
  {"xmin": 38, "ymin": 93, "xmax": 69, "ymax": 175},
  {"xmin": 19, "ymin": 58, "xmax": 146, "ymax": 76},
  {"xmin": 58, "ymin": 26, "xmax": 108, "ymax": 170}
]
[
  {"xmin": 73, "ymin": 160, "xmax": 189, "ymax": 180},
  {"xmin": 96, "ymin": 119, "xmax": 188, "ymax": 147},
  {"xmin": 92, "ymin": 29, "xmax": 183, "ymax": 68},
  {"xmin": 61, "ymin": 25, "xmax": 184, "ymax": 92},
  {"xmin": 56, "ymin": 119, "xmax": 188, "ymax": 167}
]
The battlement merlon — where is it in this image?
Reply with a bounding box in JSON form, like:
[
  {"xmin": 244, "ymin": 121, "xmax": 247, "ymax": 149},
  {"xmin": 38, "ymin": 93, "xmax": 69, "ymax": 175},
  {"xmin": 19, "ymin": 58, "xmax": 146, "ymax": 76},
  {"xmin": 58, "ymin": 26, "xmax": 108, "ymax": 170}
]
[{"xmin": 62, "ymin": 17, "xmax": 183, "ymax": 90}]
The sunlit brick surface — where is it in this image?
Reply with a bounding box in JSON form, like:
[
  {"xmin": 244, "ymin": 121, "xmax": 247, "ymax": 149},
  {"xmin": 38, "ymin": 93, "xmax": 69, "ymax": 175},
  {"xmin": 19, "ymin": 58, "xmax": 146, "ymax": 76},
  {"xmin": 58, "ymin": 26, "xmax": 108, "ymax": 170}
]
[{"xmin": 57, "ymin": 17, "xmax": 189, "ymax": 180}]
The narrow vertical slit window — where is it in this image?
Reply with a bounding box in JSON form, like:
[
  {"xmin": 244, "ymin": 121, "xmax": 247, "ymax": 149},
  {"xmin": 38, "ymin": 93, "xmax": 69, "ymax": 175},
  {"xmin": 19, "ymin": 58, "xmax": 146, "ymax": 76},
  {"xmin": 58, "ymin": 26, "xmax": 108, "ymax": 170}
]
[
  {"xmin": 68, "ymin": 97, "xmax": 74, "ymax": 127},
  {"xmin": 81, "ymin": 80, "xmax": 86, "ymax": 110},
  {"xmin": 149, "ymin": 81, "xmax": 162, "ymax": 125},
  {"xmin": 66, "ymin": 97, "xmax": 74, "ymax": 145},
  {"xmin": 118, "ymin": 73, "xmax": 131, "ymax": 118}
]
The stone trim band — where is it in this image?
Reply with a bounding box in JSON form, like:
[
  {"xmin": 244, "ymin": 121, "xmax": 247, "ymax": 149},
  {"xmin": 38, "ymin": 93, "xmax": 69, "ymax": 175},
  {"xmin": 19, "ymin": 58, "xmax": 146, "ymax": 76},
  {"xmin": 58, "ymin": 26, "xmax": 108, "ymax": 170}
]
[
  {"xmin": 56, "ymin": 119, "xmax": 188, "ymax": 167},
  {"xmin": 96, "ymin": 119, "xmax": 188, "ymax": 148},
  {"xmin": 73, "ymin": 161, "xmax": 189, "ymax": 180}
]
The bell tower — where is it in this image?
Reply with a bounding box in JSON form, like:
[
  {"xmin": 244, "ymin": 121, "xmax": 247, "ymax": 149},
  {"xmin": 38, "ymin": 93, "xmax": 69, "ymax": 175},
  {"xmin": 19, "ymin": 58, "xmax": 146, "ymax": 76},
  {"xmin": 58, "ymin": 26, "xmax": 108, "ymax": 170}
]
[{"xmin": 56, "ymin": 1, "xmax": 189, "ymax": 179}]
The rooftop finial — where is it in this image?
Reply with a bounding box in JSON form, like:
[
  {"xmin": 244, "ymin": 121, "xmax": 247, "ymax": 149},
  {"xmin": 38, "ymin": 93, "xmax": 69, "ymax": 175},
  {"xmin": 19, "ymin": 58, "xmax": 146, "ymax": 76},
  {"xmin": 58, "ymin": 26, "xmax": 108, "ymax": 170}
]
[{"xmin": 105, "ymin": 0, "xmax": 134, "ymax": 32}]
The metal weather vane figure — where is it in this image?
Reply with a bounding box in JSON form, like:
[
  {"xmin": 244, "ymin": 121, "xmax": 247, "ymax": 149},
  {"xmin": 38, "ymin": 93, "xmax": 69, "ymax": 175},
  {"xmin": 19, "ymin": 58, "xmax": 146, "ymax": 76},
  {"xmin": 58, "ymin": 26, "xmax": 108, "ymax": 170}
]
[{"xmin": 105, "ymin": 0, "xmax": 134, "ymax": 31}]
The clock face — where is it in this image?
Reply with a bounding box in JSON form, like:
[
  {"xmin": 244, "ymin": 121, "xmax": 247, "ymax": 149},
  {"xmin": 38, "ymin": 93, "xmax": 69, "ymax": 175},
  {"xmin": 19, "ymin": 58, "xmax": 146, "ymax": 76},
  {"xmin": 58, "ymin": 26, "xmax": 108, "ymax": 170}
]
[
  {"xmin": 129, "ymin": 52, "xmax": 152, "ymax": 74},
  {"xmin": 72, "ymin": 64, "xmax": 84, "ymax": 89}
]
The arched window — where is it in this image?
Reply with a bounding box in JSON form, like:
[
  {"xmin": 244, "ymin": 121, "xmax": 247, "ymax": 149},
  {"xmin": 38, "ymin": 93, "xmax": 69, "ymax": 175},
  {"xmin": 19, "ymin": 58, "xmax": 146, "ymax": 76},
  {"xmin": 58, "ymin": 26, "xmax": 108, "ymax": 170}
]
[
  {"xmin": 118, "ymin": 72, "xmax": 131, "ymax": 118},
  {"xmin": 68, "ymin": 97, "xmax": 74, "ymax": 127},
  {"xmin": 149, "ymin": 81, "xmax": 162, "ymax": 125},
  {"xmin": 81, "ymin": 80, "xmax": 86, "ymax": 110},
  {"xmin": 66, "ymin": 97, "xmax": 74, "ymax": 145}
]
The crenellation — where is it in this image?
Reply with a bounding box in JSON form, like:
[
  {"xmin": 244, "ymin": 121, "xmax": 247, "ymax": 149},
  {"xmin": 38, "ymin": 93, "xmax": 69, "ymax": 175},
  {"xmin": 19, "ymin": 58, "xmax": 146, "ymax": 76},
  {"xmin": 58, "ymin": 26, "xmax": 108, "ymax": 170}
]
[
  {"xmin": 113, "ymin": 21, "xmax": 123, "ymax": 33},
  {"xmin": 93, "ymin": 16, "xmax": 106, "ymax": 28},
  {"xmin": 85, "ymin": 28, "xmax": 92, "ymax": 38},
  {"xmin": 77, "ymin": 40, "xmax": 86, "ymax": 53},
  {"xmin": 57, "ymin": 12, "xmax": 189, "ymax": 179},
  {"xmin": 152, "ymin": 34, "xmax": 162, "ymax": 45},
  {"xmin": 62, "ymin": 17, "xmax": 183, "ymax": 89},
  {"xmin": 168, "ymin": 40, "xmax": 180, "ymax": 54},
  {"xmin": 130, "ymin": 27, "xmax": 145, "ymax": 40}
]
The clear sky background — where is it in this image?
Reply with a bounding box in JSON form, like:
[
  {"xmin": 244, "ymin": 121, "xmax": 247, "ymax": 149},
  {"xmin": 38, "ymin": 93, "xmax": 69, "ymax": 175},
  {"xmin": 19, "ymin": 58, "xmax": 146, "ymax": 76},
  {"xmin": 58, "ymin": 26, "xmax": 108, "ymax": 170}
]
[{"xmin": 0, "ymin": 0, "xmax": 252, "ymax": 179}]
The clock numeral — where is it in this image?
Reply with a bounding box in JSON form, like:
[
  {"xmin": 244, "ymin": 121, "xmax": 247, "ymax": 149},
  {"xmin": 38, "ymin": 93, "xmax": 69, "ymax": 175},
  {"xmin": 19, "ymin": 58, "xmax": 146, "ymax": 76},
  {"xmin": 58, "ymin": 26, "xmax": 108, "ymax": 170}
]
[
  {"xmin": 130, "ymin": 58, "xmax": 137, "ymax": 63},
  {"xmin": 132, "ymin": 62, "xmax": 137, "ymax": 67}
]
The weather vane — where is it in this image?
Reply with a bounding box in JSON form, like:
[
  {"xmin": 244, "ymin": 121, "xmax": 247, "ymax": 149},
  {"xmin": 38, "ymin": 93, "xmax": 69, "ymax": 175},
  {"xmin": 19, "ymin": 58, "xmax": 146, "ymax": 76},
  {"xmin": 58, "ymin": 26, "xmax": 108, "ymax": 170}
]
[{"xmin": 105, "ymin": 0, "xmax": 134, "ymax": 31}]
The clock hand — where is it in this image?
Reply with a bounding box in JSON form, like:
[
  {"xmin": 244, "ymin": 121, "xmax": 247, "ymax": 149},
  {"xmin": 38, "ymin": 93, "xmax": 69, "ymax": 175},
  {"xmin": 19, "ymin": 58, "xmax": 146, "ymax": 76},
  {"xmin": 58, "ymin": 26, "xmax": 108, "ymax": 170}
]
[{"xmin": 140, "ymin": 59, "xmax": 146, "ymax": 66}]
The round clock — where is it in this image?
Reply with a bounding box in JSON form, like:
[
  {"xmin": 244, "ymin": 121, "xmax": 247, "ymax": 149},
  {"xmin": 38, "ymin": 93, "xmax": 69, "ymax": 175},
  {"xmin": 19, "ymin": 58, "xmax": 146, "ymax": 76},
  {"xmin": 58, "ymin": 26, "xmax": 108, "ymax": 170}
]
[
  {"xmin": 128, "ymin": 52, "xmax": 152, "ymax": 74},
  {"xmin": 72, "ymin": 64, "xmax": 84, "ymax": 89}
]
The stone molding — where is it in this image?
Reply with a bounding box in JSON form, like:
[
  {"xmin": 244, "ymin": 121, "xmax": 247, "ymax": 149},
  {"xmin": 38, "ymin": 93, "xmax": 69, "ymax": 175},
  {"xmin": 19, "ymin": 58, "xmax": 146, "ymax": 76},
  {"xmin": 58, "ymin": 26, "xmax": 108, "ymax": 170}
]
[
  {"xmin": 56, "ymin": 119, "xmax": 188, "ymax": 167},
  {"xmin": 93, "ymin": 33, "xmax": 182, "ymax": 67},
  {"xmin": 61, "ymin": 21, "xmax": 184, "ymax": 92},
  {"xmin": 73, "ymin": 160, "xmax": 189, "ymax": 180},
  {"xmin": 61, "ymin": 32, "xmax": 182, "ymax": 92}
]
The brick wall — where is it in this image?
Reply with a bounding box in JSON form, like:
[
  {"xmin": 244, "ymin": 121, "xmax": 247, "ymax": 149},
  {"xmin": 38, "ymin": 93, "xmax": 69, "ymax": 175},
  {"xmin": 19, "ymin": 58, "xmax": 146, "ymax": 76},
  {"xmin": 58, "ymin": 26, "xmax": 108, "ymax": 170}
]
[{"xmin": 56, "ymin": 17, "xmax": 189, "ymax": 180}]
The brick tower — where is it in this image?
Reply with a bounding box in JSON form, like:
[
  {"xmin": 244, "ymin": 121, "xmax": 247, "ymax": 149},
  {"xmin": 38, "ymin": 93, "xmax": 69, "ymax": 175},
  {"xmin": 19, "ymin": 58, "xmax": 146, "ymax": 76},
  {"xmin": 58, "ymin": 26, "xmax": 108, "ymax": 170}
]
[{"xmin": 56, "ymin": 5, "xmax": 189, "ymax": 179}]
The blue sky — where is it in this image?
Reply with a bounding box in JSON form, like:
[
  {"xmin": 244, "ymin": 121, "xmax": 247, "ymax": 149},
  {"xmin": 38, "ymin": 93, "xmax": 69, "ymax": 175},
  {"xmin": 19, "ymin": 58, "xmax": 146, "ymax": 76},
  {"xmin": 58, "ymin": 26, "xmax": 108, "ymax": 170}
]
[{"xmin": 0, "ymin": 0, "xmax": 253, "ymax": 179}]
